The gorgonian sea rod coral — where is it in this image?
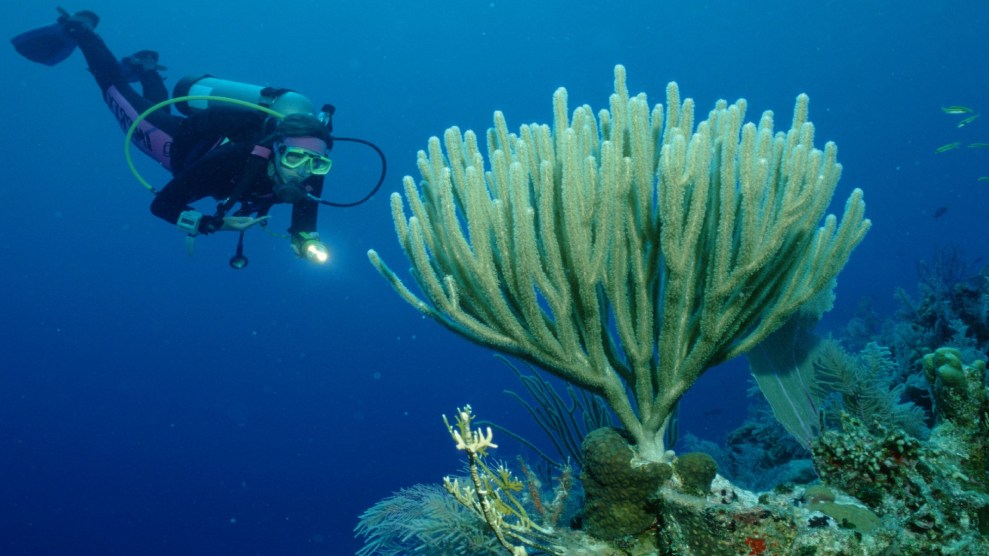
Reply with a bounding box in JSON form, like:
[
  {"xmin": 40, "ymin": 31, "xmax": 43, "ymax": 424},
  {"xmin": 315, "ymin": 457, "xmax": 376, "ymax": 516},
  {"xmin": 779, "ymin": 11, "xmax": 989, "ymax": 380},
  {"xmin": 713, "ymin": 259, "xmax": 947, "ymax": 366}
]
[{"xmin": 369, "ymin": 65, "xmax": 870, "ymax": 464}]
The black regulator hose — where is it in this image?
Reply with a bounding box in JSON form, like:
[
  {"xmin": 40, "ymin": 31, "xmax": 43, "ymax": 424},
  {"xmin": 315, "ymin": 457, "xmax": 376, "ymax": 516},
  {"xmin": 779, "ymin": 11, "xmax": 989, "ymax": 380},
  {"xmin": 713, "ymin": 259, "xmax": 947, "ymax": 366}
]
[{"xmin": 320, "ymin": 136, "xmax": 387, "ymax": 208}]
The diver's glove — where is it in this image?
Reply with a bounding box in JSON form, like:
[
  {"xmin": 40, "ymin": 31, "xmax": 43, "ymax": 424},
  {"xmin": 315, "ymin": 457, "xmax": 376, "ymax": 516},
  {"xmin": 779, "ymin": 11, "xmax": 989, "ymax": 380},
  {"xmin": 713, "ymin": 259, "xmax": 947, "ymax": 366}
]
[
  {"xmin": 122, "ymin": 50, "xmax": 167, "ymax": 73},
  {"xmin": 292, "ymin": 232, "xmax": 329, "ymax": 264},
  {"xmin": 177, "ymin": 211, "xmax": 269, "ymax": 235}
]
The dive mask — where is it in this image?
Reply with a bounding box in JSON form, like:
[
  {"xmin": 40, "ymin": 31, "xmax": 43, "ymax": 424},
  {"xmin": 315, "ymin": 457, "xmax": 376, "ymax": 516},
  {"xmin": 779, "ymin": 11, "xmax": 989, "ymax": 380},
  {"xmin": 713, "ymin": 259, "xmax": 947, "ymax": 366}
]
[{"xmin": 277, "ymin": 145, "xmax": 332, "ymax": 175}]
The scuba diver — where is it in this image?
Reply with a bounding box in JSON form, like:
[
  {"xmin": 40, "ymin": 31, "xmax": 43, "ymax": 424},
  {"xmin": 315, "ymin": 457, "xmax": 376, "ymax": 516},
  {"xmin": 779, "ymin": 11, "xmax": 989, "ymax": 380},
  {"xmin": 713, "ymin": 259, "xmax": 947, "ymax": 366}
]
[{"xmin": 12, "ymin": 8, "xmax": 385, "ymax": 269}]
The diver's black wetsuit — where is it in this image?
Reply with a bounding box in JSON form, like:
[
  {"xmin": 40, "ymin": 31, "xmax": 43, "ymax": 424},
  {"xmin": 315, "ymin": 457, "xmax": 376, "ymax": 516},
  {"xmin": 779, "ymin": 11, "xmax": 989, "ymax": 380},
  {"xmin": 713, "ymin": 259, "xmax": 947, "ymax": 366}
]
[
  {"xmin": 68, "ymin": 24, "xmax": 324, "ymax": 238},
  {"xmin": 69, "ymin": 25, "xmax": 181, "ymax": 143},
  {"xmin": 149, "ymin": 139, "xmax": 323, "ymax": 236}
]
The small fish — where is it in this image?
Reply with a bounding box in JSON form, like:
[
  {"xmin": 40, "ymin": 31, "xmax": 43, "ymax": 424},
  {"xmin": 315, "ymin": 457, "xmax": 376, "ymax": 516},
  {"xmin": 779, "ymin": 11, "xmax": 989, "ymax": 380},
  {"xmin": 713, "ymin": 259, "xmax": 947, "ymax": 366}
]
[
  {"xmin": 979, "ymin": 176, "xmax": 989, "ymax": 182},
  {"xmin": 933, "ymin": 206, "xmax": 948, "ymax": 219},
  {"xmin": 942, "ymin": 105, "xmax": 975, "ymax": 114},
  {"xmin": 936, "ymin": 142, "xmax": 962, "ymax": 153},
  {"xmin": 957, "ymin": 114, "xmax": 981, "ymax": 128},
  {"xmin": 968, "ymin": 143, "xmax": 989, "ymax": 148}
]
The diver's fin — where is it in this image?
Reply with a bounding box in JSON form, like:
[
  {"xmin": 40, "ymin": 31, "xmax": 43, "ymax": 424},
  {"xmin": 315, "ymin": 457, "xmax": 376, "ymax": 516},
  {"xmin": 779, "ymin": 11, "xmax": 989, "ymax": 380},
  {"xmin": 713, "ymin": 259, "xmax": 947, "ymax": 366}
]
[
  {"xmin": 11, "ymin": 9, "xmax": 99, "ymax": 67},
  {"xmin": 10, "ymin": 23, "xmax": 78, "ymax": 66}
]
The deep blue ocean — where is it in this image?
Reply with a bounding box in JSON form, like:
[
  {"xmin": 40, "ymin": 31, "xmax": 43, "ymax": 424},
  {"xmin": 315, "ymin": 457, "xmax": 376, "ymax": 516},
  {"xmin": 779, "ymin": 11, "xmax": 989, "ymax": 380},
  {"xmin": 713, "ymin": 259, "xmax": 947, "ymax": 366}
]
[{"xmin": 2, "ymin": 1, "xmax": 987, "ymax": 554}]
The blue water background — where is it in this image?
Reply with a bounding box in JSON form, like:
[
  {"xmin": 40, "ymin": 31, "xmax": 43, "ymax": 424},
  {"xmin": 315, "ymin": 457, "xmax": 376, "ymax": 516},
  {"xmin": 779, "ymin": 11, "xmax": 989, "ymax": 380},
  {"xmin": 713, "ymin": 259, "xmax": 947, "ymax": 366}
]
[{"xmin": 2, "ymin": 1, "xmax": 987, "ymax": 554}]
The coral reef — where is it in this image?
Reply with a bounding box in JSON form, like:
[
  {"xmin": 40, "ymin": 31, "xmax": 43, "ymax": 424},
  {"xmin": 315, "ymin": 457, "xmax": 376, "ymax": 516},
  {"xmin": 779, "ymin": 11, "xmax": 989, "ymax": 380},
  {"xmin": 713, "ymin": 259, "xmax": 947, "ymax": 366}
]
[
  {"xmin": 922, "ymin": 347, "xmax": 988, "ymax": 494},
  {"xmin": 357, "ymin": 63, "xmax": 989, "ymax": 554},
  {"xmin": 354, "ymin": 483, "xmax": 503, "ymax": 556},
  {"xmin": 682, "ymin": 405, "xmax": 817, "ymax": 492},
  {"xmin": 672, "ymin": 452, "xmax": 718, "ymax": 497},
  {"xmin": 358, "ymin": 252, "xmax": 989, "ymax": 555},
  {"xmin": 811, "ymin": 348, "xmax": 989, "ymax": 551},
  {"xmin": 441, "ymin": 405, "xmax": 561, "ymax": 555},
  {"xmin": 813, "ymin": 413, "xmax": 923, "ymax": 509},
  {"xmin": 910, "ymin": 249, "xmax": 989, "ymax": 348},
  {"xmin": 814, "ymin": 340, "xmax": 929, "ymax": 438},
  {"xmin": 887, "ymin": 247, "xmax": 989, "ymax": 368},
  {"xmin": 358, "ymin": 369, "xmax": 988, "ymax": 554},
  {"xmin": 580, "ymin": 428, "xmax": 671, "ymax": 541}
]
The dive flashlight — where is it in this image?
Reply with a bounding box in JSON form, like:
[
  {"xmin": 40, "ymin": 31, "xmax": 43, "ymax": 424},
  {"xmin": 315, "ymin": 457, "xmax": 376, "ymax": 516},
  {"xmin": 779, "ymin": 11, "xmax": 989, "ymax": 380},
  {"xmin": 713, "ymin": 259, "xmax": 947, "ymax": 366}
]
[
  {"xmin": 296, "ymin": 232, "xmax": 328, "ymax": 264},
  {"xmin": 305, "ymin": 241, "xmax": 329, "ymax": 264}
]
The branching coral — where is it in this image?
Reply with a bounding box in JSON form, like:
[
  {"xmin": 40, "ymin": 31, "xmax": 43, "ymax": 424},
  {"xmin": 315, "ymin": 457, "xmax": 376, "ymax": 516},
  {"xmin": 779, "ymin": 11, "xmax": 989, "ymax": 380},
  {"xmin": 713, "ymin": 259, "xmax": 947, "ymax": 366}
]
[
  {"xmin": 442, "ymin": 405, "xmax": 565, "ymax": 555},
  {"xmin": 369, "ymin": 65, "xmax": 870, "ymax": 463},
  {"xmin": 814, "ymin": 340, "xmax": 929, "ymax": 437}
]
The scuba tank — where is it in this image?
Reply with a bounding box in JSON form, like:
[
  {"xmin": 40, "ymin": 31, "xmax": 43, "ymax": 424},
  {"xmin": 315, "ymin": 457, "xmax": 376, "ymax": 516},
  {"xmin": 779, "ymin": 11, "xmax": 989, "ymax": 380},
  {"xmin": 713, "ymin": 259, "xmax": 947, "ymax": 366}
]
[{"xmin": 172, "ymin": 74, "xmax": 317, "ymax": 117}]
